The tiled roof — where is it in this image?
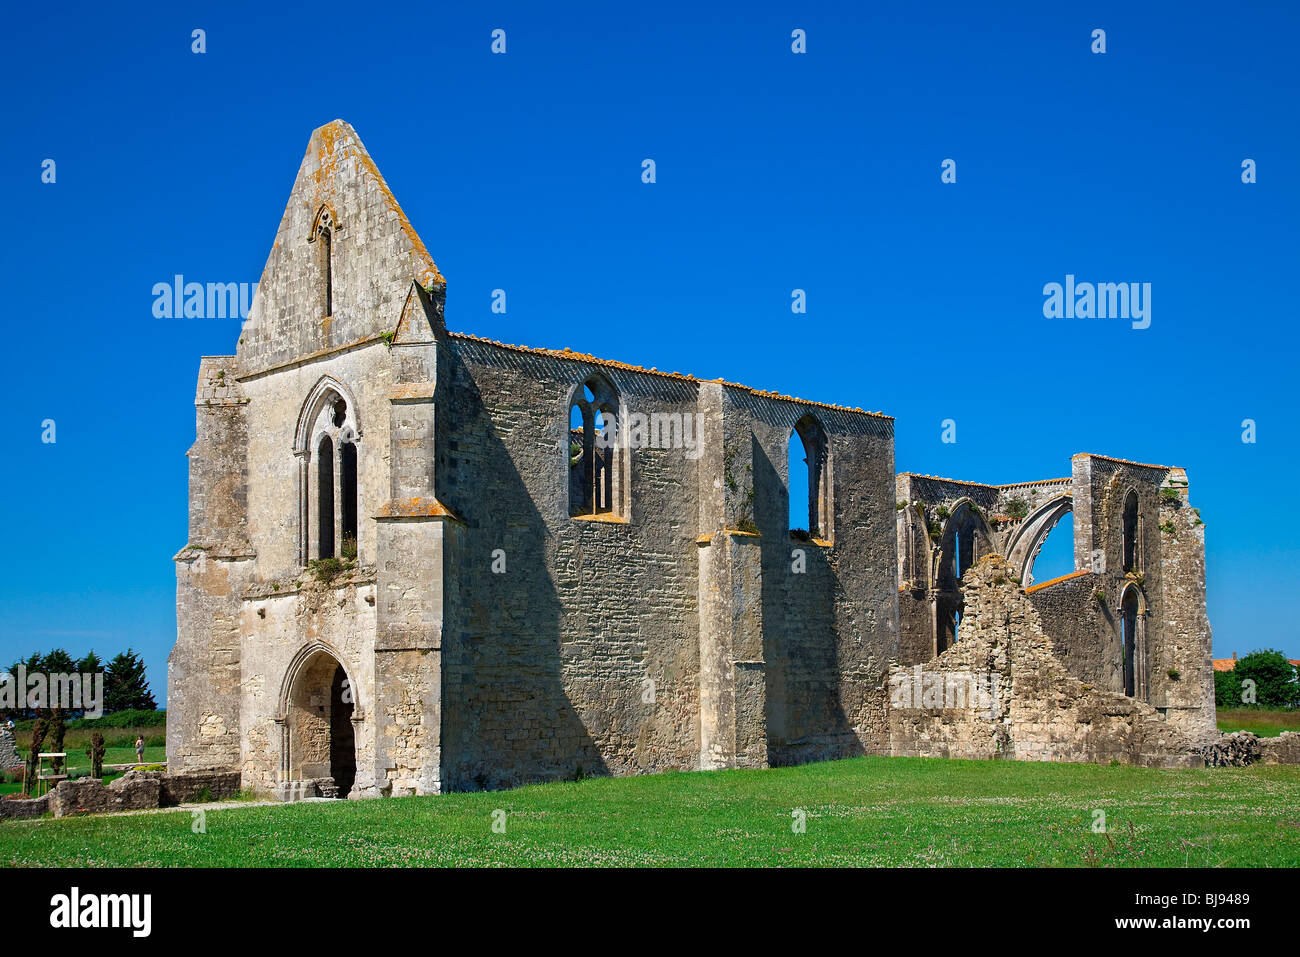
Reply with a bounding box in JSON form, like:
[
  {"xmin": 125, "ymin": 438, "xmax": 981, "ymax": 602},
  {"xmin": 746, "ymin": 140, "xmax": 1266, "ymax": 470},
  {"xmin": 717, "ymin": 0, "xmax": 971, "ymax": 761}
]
[
  {"xmin": 1074, "ymin": 452, "xmax": 1172, "ymax": 470},
  {"xmin": 448, "ymin": 331, "xmax": 892, "ymax": 419},
  {"xmin": 1024, "ymin": 570, "xmax": 1091, "ymax": 594},
  {"xmin": 899, "ymin": 473, "xmax": 1071, "ymax": 489},
  {"xmin": 1214, "ymin": 657, "xmax": 1300, "ymax": 672}
]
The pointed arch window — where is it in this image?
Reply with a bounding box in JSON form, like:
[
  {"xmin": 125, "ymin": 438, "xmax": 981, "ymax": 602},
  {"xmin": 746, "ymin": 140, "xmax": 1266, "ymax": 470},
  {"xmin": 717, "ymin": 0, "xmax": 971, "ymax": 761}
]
[
  {"xmin": 568, "ymin": 374, "xmax": 625, "ymax": 519},
  {"xmin": 1122, "ymin": 489, "xmax": 1140, "ymax": 572},
  {"xmin": 1120, "ymin": 585, "xmax": 1144, "ymax": 697},
  {"xmin": 317, "ymin": 435, "xmax": 336, "ymax": 559},
  {"xmin": 309, "ymin": 207, "xmax": 335, "ymax": 319},
  {"xmin": 294, "ymin": 380, "xmax": 361, "ymax": 565},
  {"xmin": 789, "ymin": 414, "xmax": 831, "ymax": 541}
]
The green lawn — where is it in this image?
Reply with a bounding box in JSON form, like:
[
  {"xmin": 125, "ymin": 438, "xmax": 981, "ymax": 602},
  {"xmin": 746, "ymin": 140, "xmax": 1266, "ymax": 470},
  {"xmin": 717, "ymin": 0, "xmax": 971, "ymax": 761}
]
[
  {"xmin": 1217, "ymin": 708, "xmax": 1300, "ymax": 737},
  {"xmin": 3, "ymin": 756, "xmax": 1299, "ymax": 867}
]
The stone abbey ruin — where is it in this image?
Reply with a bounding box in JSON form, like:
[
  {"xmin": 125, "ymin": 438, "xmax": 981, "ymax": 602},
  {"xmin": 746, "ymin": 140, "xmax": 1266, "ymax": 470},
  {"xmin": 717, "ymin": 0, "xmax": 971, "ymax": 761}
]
[{"xmin": 168, "ymin": 121, "xmax": 1222, "ymax": 799}]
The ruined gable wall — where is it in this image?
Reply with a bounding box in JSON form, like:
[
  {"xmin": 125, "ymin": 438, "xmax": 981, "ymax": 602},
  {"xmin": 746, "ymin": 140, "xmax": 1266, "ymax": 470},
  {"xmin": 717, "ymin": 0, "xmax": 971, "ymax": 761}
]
[
  {"xmin": 436, "ymin": 341, "xmax": 704, "ymax": 790},
  {"xmin": 1073, "ymin": 456, "xmax": 1213, "ymax": 732},
  {"xmin": 235, "ymin": 122, "xmax": 440, "ymax": 378}
]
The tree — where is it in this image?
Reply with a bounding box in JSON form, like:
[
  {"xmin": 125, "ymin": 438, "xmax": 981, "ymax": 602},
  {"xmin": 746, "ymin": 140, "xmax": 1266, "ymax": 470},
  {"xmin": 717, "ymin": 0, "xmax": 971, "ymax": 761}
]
[
  {"xmin": 41, "ymin": 648, "xmax": 76, "ymax": 677},
  {"xmin": 1215, "ymin": 668, "xmax": 1246, "ymax": 708},
  {"xmin": 47, "ymin": 709, "xmax": 66, "ymax": 774},
  {"xmin": 1233, "ymin": 650, "xmax": 1300, "ymax": 708},
  {"xmin": 86, "ymin": 732, "xmax": 106, "ymax": 779},
  {"xmin": 77, "ymin": 650, "xmax": 103, "ymax": 676},
  {"xmin": 22, "ymin": 715, "xmax": 47, "ymax": 796},
  {"xmin": 3, "ymin": 652, "xmax": 45, "ymax": 720},
  {"xmin": 103, "ymin": 649, "xmax": 157, "ymax": 713}
]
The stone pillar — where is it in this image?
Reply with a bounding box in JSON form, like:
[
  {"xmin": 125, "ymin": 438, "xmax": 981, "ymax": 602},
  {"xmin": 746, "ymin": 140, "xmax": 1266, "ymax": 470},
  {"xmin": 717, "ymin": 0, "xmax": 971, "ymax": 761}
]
[
  {"xmin": 372, "ymin": 325, "xmax": 453, "ymax": 796},
  {"xmin": 695, "ymin": 383, "xmax": 768, "ymax": 770},
  {"xmin": 294, "ymin": 449, "xmax": 310, "ymax": 566},
  {"xmin": 168, "ymin": 356, "xmax": 255, "ymax": 773},
  {"xmin": 1153, "ymin": 471, "xmax": 1216, "ymax": 737}
]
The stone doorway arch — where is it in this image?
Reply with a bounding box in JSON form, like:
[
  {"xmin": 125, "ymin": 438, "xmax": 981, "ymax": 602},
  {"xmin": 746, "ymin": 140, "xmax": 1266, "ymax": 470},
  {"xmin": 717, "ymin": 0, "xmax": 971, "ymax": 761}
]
[{"xmin": 276, "ymin": 644, "xmax": 360, "ymax": 799}]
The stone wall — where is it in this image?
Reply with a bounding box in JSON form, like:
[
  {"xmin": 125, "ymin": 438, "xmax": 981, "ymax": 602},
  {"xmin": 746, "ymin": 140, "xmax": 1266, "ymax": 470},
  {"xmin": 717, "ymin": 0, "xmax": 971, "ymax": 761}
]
[
  {"xmin": 168, "ymin": 356, "xmax": 253, "ymax": 772},
  {"xmin": 159, "ymin": 769, "xmax": 242, "ymax": 805},
  {"xmin": 0, "ymin": 728, "xmax": 20, "ymax": 770},
  {"xmin": 50, "ymin": 771, "xmax": 162, "ymax": 818},
  {"xmin": 39, "ymin": 769, "xmax": 242, "ymax": 818},
  {"xmin": 1260, "ymin": 732, "xmax": 1300, "ymax": 766},
  {"xmin": 0, "ymin": 794, "xmax": 49, "ymax": 820},
  {"xmin": 427, "ymin": 339, "xmax": 899, "ymax": 789},
  {"xmin": 1026, "ymin": 571, "xmax": 1118, "ymax": 689}
]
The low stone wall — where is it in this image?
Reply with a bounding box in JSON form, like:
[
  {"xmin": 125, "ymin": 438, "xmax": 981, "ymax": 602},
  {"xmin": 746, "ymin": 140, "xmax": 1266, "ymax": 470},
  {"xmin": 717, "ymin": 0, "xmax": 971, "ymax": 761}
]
[
  {"xmin": 50, "ymin": 770, "xmax": 162, "ymax": 818},
  {"xmin": 1259, "ymin": 732, "xmax": 1300, "ymax": 766},
  {"xmin": 1200, "ymin": 731, "xmax": 1262, "ymax": 767},
  {"xmin": 1198, "ymin": 730, "xmax": 1300, "ymax": 767},
  {"xmin": 0, "ymin": 794, "xmax": 50, "ymax": 820},
  {"xmin": 160, "ymin": 769, "xmax": 242, "ymax": 806},
  {"xmin": 42, "ymin": 768, "xmax": 242, "ymax": 818}
]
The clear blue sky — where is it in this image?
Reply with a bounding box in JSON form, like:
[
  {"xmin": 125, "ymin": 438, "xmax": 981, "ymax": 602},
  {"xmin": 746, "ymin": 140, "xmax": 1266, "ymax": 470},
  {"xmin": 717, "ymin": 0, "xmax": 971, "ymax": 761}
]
[{"xmin": 2, "ymin": 1, "xmax": 1296, "ymax": 697}]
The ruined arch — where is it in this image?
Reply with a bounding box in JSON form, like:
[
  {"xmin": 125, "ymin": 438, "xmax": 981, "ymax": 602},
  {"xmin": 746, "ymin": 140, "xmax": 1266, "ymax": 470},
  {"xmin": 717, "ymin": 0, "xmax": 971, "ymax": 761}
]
[
  {"xmin": 567, "ymin": 371, "xmax": 626, "ymax": 518},
  {"xmin": 1006, "ymin": 495, "xmax": 1074, "ymax": 586},
  {"xmin": 277, "ymin": 642, "xmax": 361, "ymax": 798},
  {"xmin": 933, "ymin": 500, "xmax": 993, "ymax": 589},
  {"xmin": 932, "ymin": 500, "xmax": 994, "ymax": 653}
]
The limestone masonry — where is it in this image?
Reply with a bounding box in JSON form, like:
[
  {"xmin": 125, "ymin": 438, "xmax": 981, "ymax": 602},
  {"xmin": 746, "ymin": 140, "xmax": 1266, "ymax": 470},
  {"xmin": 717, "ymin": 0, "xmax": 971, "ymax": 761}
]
[{"xmin": 167, "ymin": 120, "xmax": 1218, "ymax": 799}]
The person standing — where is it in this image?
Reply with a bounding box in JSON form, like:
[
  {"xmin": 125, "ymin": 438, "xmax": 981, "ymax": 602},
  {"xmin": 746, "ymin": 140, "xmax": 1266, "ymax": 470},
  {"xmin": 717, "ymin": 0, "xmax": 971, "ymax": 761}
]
[{"xmin": 134, "ymin": 735, "xmax": 145, "ymax": 764}]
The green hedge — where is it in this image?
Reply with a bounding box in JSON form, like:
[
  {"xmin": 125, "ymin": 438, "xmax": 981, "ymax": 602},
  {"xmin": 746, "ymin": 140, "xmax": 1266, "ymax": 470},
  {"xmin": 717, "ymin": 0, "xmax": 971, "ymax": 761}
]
[{"xmin": 13, "ymin": 709, "xmax": 166, "ymax": 731}]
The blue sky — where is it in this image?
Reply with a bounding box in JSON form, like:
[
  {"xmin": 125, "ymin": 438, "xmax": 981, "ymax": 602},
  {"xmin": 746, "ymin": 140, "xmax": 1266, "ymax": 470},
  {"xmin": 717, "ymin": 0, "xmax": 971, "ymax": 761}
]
[{"xmin": 2, "ymin": 1, "xmax": 1296, "ymax": 696}]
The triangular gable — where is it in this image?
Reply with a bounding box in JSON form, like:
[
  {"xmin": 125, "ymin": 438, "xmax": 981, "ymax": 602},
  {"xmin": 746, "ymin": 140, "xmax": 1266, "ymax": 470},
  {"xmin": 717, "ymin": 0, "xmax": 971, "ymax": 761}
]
[
  {"xmin": 236, "ymin": 120, "xmax": 446, "ymax": 375},
  {"xmin": 392, "ymin": 281, "xmax": 446, "ymax": 345}
]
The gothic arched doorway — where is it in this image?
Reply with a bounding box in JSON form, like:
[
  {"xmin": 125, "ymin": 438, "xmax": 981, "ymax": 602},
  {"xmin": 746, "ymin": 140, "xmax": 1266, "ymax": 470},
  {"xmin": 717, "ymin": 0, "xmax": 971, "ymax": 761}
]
[{"xmin": 282, "ymin": 648, "xmax": 357, "ymax": 798}]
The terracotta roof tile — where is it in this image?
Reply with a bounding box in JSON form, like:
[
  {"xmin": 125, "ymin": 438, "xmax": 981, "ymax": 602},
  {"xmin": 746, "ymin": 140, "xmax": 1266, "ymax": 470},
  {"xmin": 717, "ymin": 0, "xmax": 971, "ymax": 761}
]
[{"xmin": 448, "ymin": 331, "xmax": 892, "ymax": 419}]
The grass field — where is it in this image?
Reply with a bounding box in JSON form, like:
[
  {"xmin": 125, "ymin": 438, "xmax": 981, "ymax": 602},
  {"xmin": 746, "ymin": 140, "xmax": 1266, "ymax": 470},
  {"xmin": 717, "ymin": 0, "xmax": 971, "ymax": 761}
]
[
  {"xmin": 1217, "ymin": 708, "xmax": 1300, "ymax": 737},
  {"xmin": 3, "ymin": 756, "xmax": 1299, "ymax": 867}
]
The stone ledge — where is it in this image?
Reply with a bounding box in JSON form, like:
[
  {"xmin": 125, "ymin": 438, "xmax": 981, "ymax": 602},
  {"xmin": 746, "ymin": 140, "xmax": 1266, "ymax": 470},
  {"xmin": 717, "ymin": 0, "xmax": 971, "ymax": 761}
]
[
  {"xmin": 375, "ymin": 497, "xmax": 462, "ymax": 522},
  {"xmin": 175, "ymin": 542, "xmax": 257, "ymax": 562},
  {"xmin": 245, "ymin": 564, "xmax": 376, "ymax": 600}
]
